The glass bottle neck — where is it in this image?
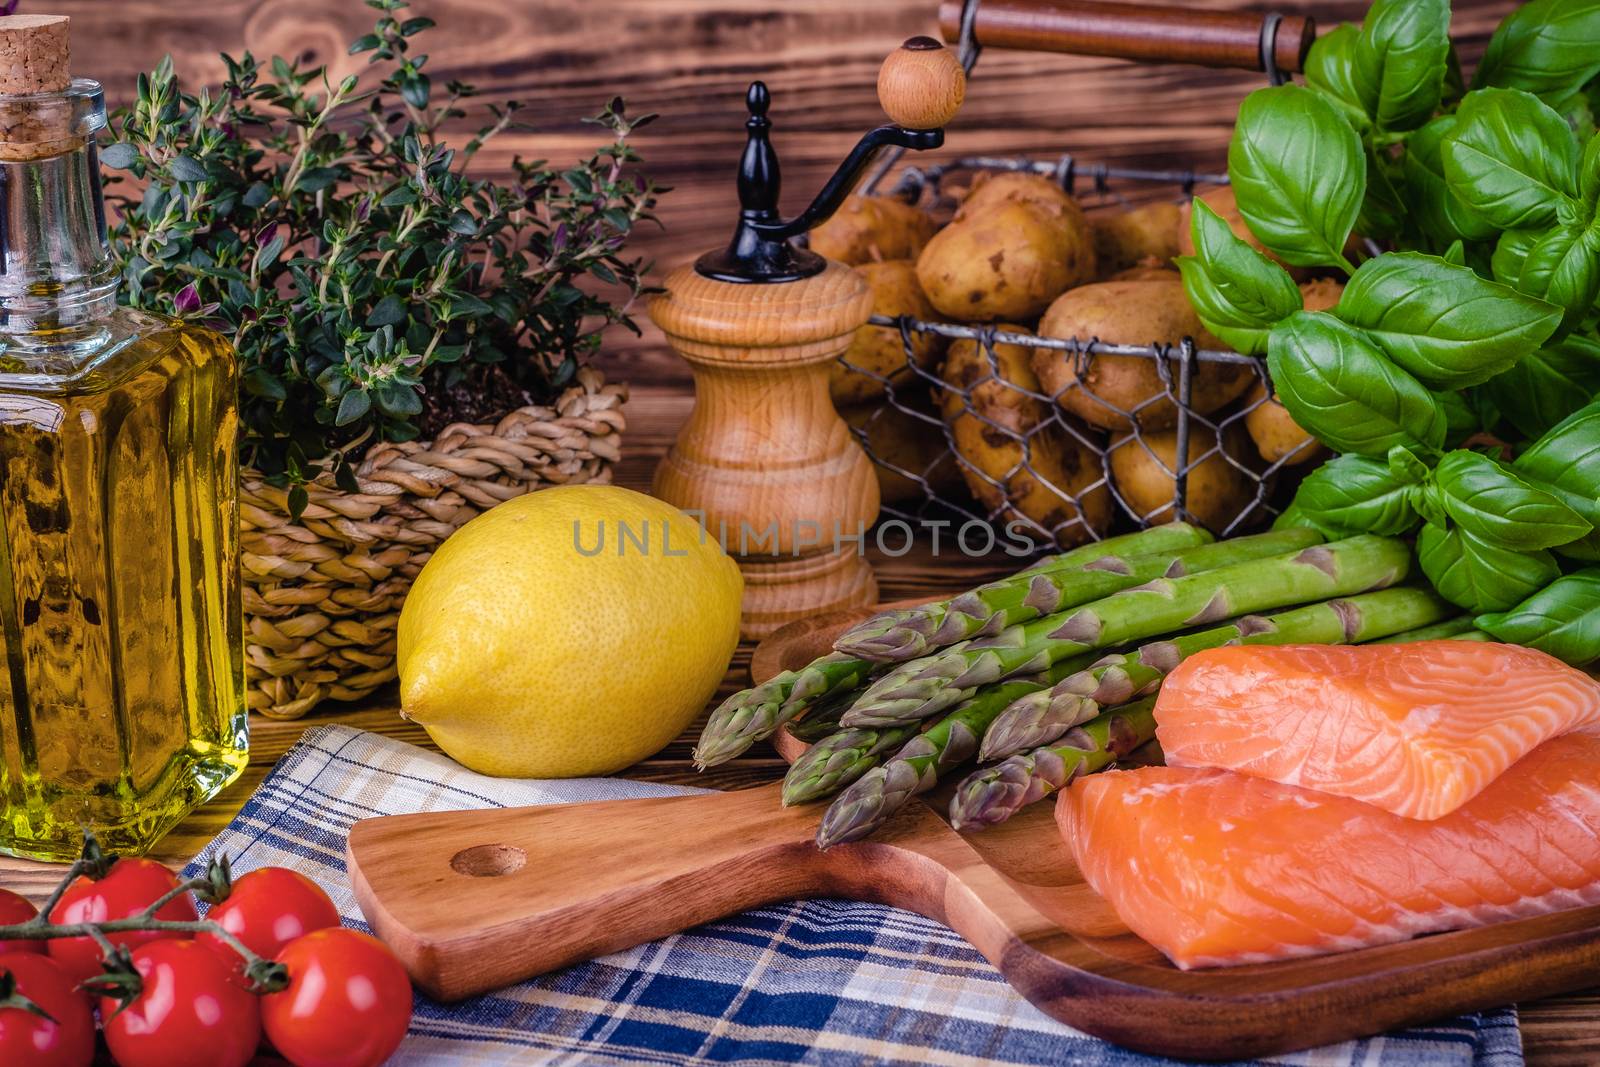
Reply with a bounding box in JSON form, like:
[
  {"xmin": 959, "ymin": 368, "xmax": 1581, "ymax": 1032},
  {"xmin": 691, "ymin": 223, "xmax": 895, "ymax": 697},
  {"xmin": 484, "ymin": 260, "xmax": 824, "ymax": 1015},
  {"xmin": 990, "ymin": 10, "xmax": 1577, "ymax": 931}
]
[
  {"xmin": 0, "ymin": 142, "xmax": 117, "ymax": 340},
  {"xmin": 0, "ymin": 80, "xmax": 116, "ymax": 357}
]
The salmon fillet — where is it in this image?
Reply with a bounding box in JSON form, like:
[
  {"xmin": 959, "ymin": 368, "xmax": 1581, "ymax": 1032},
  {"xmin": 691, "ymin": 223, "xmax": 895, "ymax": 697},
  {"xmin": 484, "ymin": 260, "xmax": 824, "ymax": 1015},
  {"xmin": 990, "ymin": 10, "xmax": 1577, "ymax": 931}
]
[
  {"xmin": 1058, "ymin": 730, "xmax": 1600, "ymax": 969},
  {"xmin": 1154, "ymin": 640, "xmax": 1600, "ymax": 820}
]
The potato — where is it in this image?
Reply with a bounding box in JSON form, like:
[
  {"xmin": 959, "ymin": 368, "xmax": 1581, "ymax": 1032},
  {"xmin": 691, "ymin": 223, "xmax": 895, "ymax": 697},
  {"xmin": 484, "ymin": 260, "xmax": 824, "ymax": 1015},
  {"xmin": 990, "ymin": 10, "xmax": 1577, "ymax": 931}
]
[
  {"xmin": 936, "ymin": 325, "xmax": 1111, "ymax": 546},
  {"xmin": 830, "ymin": 260, "xmax": 940, "ymax": 406},
  {"xmin": 1299, "ymin": 277, "xmax": 1344, "ymax": 313},
  {"xmin": 1177, "ymin": 186, "xmax": 1310, "ymax": 280},
  {"xmin": 842, "ymin": 401, "xmax": 961, "ymax": 504},
  {"xmin": 1243, "ymin": 381, "xmax": 1328, "ymax": 467},
  {"xmin": 1108, "ymin": 260, "xmax": 1179, "ymax": 282},
  {"xmin": 917, "ymin": 201, "xmax": 1096, "ymax": 322},
  {"xmin": 1109, "ymin": 423, "xmax": 1260, "ymax": 533},
  {"xmin": 1238, "ymin": 279, "xmax": 1340, "ymax": 467},
  {"xmin": 810, "ymin": 195, "xmax": 936, "ymax": 266},
  {"xmin": 1091, "ymin": 201, "xmax": 1182, "ymax": 276},
  {"xmin": 955, "ymin": 172, "xmax": 1089, "ymax": 236},
  {"xmin": 1031, "ymin": 279, "xmax": 1253, "ymax": 431}
]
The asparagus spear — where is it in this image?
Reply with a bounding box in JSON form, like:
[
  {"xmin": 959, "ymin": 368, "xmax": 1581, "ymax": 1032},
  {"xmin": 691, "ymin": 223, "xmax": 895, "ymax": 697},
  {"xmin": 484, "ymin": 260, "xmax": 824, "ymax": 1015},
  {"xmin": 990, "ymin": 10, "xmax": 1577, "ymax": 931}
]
[
  {"xmin": 835, "ymin": 528, "xmax": 1322, "ymax": 662},
  {"xmin": 694, "ymin": 652, "xmax": 873, "ymax": 769},
  {"xmin": 802, "ymin": 650, "xmax": 1103, "ymax": 837},
  {"xmin": 978, "ymin": 586, "xmax": 1454, "ymax": 760},
  {"xmin": 781, "ymin": 723, "xmax": 919, "ymax": 805},
  {"xmin": 841, "ymin": 535, "xmax": 1414, "ymax": 729},
  {"xmin": 786, "ymin": 689, "xmax": 856, "ymax": 743},
  {"xmin": 697, "ymin": 524, "xmax": 1212, "ymax": 767},
  {"xmin": 948, "ymin": 698, "xmax": 1159, "ymax": 832},
  {"xmin": 1372, "ymin": 617, "xmax": 1492, "ymax": 643}
]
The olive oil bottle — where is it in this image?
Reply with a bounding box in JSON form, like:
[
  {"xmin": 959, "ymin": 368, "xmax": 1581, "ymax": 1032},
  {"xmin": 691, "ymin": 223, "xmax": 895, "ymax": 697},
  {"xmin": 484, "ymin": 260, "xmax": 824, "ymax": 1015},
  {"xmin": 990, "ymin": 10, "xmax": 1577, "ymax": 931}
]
[{"xmin": 0, "ymin": 15, "xmax": 246, "ymax": 861}]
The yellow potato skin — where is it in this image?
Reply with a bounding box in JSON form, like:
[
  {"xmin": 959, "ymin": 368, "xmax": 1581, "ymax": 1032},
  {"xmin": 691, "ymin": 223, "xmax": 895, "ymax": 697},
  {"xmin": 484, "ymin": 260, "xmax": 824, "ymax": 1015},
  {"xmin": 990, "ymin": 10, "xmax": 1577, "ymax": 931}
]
[
  {"xmin": 810, "ymin": 195, "xmax": 936, "ymax": 266},
  {"xmin": 1032, "ymin": 279, "xmax": 1250, "ymax": 431},
  {"xmin": 1091, "ymin": 201, "xmax": 1182, "ymax": 277},
  {"xmin": 830, "ymin": 260, "xmax": 941, "ymax": 406},
  {"xmin": 1109, "ymin": 423, "xmax": 1260, "ymax": 533},
  {"xmin": 841, "ymin": 401, "xmax": 961, "ymax": 504},
  {"xmin": 917, "ymin": 200, "xmax": 1096, "ymax": 322},
  {"xmin": 936, "ymin": 324, "xmax": 1110, "ymax": 546}
]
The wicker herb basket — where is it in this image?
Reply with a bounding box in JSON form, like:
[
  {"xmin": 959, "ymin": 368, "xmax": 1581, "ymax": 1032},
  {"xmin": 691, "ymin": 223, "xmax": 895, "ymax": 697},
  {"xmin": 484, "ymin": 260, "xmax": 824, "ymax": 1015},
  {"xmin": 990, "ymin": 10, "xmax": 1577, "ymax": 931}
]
[{"xmin": 241, "ymin": 368, "xmax": 626, "ymax": 720}]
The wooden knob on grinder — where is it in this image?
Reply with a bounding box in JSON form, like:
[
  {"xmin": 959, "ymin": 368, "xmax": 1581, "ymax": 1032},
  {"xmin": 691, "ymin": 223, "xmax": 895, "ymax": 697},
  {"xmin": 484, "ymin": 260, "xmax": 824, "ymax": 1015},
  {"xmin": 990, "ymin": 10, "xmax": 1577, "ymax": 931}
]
[
  {"xmin": 877, "ymin": 36, "xmax": 965, "ymax": 130},
  {"xmin": 0, "ymin": 15, "xmax": 70, "ymax": 95}
]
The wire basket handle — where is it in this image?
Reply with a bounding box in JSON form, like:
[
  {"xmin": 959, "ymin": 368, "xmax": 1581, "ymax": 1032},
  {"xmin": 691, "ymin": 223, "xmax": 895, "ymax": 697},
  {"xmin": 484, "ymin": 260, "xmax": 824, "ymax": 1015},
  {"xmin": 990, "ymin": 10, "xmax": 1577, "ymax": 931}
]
[{"xmin": 938, "ymin": 0, "xmax": 1315, "ymax": 77}]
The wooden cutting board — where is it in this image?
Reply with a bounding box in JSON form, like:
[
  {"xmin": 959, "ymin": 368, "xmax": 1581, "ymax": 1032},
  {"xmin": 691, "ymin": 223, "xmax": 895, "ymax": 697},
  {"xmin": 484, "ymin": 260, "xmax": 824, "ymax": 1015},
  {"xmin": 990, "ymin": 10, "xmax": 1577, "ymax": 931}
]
[{"xmin": 347, "ymin": 603, "xmax": 1600, "ymax": 1061}]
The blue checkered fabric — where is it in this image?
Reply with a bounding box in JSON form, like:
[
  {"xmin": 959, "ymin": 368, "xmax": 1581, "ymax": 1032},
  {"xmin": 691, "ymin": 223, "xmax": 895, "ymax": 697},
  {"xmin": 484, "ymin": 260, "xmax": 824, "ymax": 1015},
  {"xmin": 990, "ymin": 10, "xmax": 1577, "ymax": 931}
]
[{"xmin": 186, "ymin": 726, "xmax": 1526, "ymax": 1066}]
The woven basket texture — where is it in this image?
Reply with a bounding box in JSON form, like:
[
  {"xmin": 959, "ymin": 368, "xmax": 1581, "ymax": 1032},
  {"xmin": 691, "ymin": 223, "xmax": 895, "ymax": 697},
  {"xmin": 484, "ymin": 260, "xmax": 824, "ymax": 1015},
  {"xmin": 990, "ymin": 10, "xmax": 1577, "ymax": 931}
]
[{"xmin": 241, "ymin": 367, "xmax": 626, "ymax": 719}]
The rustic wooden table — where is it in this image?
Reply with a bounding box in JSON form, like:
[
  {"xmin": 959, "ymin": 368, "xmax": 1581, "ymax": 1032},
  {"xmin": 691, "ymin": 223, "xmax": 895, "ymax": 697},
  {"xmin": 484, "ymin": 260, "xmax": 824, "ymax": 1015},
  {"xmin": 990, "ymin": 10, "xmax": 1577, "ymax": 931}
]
[{"xmin": 3, "ymin": 384, "xmax": 1596, "ymax": 1064}]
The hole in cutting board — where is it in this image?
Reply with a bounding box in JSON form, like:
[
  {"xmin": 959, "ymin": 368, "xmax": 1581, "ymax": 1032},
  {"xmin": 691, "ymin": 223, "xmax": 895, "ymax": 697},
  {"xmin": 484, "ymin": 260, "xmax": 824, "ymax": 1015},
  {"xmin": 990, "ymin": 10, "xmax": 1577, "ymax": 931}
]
[{"xmin": 450, "ymin": 844, "xmax": 527, "ymax": 877}]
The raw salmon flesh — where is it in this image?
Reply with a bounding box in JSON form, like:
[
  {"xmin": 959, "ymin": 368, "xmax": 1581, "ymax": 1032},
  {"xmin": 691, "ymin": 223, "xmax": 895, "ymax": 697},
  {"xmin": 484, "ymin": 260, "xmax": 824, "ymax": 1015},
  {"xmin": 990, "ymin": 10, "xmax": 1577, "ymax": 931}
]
[
  {"xmin": 1154, "ymin": 640, "xmax": 1600, "ymax": 820},
  {"xmin": 1058, "ymin": 729, "xmax": 1600, "ymax": 969}
]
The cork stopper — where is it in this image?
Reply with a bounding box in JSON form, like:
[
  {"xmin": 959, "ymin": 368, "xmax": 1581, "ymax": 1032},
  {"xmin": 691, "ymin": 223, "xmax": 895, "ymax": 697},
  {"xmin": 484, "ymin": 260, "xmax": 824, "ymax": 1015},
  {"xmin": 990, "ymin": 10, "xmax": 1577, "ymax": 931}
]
[{"xmin": 0, "ymin": 15, "xmax": 70, "ymax": 96}]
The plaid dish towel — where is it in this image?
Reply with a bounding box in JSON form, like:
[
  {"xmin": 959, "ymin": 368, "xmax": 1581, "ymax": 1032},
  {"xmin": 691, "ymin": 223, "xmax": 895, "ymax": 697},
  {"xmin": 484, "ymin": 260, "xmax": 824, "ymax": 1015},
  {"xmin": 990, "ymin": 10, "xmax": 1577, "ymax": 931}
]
[{"xmin": 186, "ymin": 725, "xmax": 1525, "ymax": 1067}]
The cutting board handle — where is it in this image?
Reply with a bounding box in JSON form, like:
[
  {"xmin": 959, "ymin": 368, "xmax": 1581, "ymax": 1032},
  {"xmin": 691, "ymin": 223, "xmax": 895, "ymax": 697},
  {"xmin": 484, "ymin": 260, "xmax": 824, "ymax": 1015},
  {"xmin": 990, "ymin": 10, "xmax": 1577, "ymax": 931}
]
[{"xmin": 347, "ymin": 781, "xmax": 995, "ymax": 1000}]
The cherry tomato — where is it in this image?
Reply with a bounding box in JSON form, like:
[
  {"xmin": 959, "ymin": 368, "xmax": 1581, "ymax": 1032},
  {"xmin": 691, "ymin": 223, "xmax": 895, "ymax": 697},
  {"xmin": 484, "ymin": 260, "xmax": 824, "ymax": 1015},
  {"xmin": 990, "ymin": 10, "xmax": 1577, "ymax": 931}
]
[
  {"xmin": 262, "ymin": 929, "xmax": 411, "ymax": 1067},
  {"xmin": 0, "ymin": 952, "xmax": 95, "ymax": 1067},
  {"xmin": 199, "ymin": 867, "xmax": 340, "ymax": 970},
  {"xmin": 99, "ymin": 939, "xmax": 261, "ymax": 1067},
  {"xmin": 48, "ymin": 857, "xmax": 198, "ymax": 987},
  {"xmin": 0, "ymin": 888, "xmax": 43, "ymax": 954}
]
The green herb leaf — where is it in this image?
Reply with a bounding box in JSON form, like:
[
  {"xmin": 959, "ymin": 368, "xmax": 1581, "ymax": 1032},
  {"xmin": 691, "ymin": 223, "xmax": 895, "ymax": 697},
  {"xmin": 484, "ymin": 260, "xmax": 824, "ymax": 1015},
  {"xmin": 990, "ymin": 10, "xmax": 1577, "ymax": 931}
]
[
  {"xmin": 1491, "ymin": 227, "xmax": 1540, "ymax": 284},
  {"xmin": 1401, "ymin": 114, "xmax": 1500, "ymax": 245},
  {"xmin": 100, "ymin": 142, "xmax": 140, "ymax": 170},
  {"xmin": 1443, "ymin": 88, "xmax": 1582, "ymax": 230},
  {"xmin": 1334, "ymin": 252, "xmax": 1562, "ymax": 389},
  {"xmin": 1418, "ymin": 522, "xmax": 1562, "ymax": 613},
  {"xmin": 1287, "ymin": 449, "xmax": 1424, "ymax": 538},
  {"xmin": 1434, "ymin": 387, "xmax": 1484, "ymax": 448},
  {"xmin": 1474, "ymin": 0, "xmax": 1600, "ymax": 102},
  {"xmin": 1475, "ymin": 568, "xmax": 1600, "ymax": 666},
  {"xmin": 1227, "ymin": 85, "xmax": 1365, "ymax": 269},
  {"xmin": 1480, "ymin": 334, "xmax": 1600, "ymax": 440},
  {"xmin": 169, "ymin": 154, "xmax": 208, "ymax": 183},
  {"xmin": 1513, "ymin": 220, "xmax": 1600, "ymax": 335},
  {"xmin": 335, "ymin": 388, "xmax": 371, "ymax": 427},
  {"xmin": 1304, "ymin": 24, "xmax": 1372, "ymax": 130},
  {"xmin": 1265, "ymin": 311, "xmax": 1447, "ymax": 458},
  {"xmin": 1352, "ymin": 0, "xmax": 1451, "ymax": 132},
  {"xmin": 1174, "ymin": 200, "xmax": 1302, "ymax": 356},
  {"xmin": 366, "ymin": 294, "xmax": 407, "ymax": 328},
  {"xmin": 1512, "ymin": 399, "xmax": 1600, "ymax": 560},
  {"xmin": 1434, "ymin": 448, "xmax": 1592, "ymax": 550}
]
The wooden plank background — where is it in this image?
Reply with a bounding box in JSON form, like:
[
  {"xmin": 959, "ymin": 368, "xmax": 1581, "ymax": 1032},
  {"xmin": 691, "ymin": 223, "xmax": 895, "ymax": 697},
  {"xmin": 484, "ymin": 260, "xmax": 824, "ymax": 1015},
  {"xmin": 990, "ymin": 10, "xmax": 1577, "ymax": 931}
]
[{"xmin": 56, "ymin": 0, "xmax": 1515, "ymax": 385}]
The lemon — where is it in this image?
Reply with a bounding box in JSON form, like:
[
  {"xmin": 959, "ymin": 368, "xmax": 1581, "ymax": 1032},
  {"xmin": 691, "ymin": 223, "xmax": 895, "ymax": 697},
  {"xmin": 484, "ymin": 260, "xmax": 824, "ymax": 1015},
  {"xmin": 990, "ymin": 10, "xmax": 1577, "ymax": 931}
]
[{"xmin": 397, "ymin": 485, "xmax": 743, "ymax": 777}]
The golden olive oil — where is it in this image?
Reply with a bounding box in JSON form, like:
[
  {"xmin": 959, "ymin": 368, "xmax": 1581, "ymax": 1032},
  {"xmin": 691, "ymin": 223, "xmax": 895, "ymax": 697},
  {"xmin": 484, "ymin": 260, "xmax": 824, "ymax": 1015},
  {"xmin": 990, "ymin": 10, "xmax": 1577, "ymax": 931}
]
[{"xmin": 0, "ymin": 65, "xmax": 246, "ymax": 861}]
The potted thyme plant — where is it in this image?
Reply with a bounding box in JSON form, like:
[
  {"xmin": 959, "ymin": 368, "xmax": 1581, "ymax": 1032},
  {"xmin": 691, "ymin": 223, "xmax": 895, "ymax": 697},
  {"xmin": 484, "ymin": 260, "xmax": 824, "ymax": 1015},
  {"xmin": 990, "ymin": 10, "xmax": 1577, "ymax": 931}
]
[{"xmin": 103, "ymin": 0, "xmax": 660, "ymax": 718}]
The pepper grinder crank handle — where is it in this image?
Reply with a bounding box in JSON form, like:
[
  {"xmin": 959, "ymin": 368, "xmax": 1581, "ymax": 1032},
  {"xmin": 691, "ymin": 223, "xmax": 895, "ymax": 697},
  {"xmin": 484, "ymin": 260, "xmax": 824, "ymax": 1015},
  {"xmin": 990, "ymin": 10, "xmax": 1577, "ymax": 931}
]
[{"xmin": 651, "ymin": 39, "xmax": 965, "ymax": 639}]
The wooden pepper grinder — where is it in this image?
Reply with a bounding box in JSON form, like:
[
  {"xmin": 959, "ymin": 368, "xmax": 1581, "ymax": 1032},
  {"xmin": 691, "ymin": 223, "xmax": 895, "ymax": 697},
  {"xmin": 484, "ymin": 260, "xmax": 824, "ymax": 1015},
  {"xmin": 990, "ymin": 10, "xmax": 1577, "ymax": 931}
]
[{"xmin": 652, "ymin": 39, "xmax": 965, "ymax": 639}]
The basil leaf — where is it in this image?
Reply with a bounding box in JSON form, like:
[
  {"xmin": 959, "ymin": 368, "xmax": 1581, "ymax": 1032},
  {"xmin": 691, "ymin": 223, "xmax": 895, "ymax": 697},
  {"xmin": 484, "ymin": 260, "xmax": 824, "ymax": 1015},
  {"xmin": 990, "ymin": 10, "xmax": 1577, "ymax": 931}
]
[
  {"xmin": 1443, "ymin": 88, "xmax": 1582, "ymax": 231},
  {"xmin": 1515, "ymin": 221, "xmax": 1600, "ymax": 335},
  {"xmin": 1352, "ymin": 0, "xmax": 1451, "ymax": 133},
  {"xmin": 1434, "ymin": 388, "xmax": 1481, "ymax": 447},
  {"xmin": 1335, "ymin": 252, "xmax": 1562, "ymax": 389},
  {"xmin": 1583, "ymin": 132, "xmax": 1600, "ymax": 206},
  {"xmin": 1418, "ymin": 522, "xmax": 1562, "ymax": 614},
  {"xmin": 1304, "ymin": 24, "xmax": 1371, "ymax": 130},
  {"xmin": 1411, "ymin": 482, "xmax": 1450, "ymax": 529},
  {"xmin": 1265, "ymin": 311, "xmax": 1447, "ymax": 458},
  {"xmin": 1288, "ymin": 451, "xmax": 1423, "ymax": 538},
  {"xmin": 1434, "ymin": 448, "xmax": 1592, "ymax": 550},
  {"xmin": 1174, "ymin": 201, "xmax": 1303, "ymax": 356},
  {"xmin": 1402, "ymin": 115, "xmax": 1499, "ymax": 245},
  {"xmin": 1474, "ymin": 0, "xmax": 1600, "ymax": 102},
  {"xmin": 1475, "ymin": 569, "xmax": 1600, "ymax": 666},
  {"xmin": 1360, "ymin": 142, "xmax": 1409, "ymax": 241},
  {"xmin": 1228, "ymin": 85, "xmax": 1365, "ymax": 269},
  {"xmin": 1480, "ymin": 333, "xmax": 1600, "ymax": 439},
  {"xmin": 1513, "ymin": 398, "xmax": 1600, "ymax": 560},
  {"xmin": 1491, "ymin": 227, "xmax": 1540, "ymax": 285}
]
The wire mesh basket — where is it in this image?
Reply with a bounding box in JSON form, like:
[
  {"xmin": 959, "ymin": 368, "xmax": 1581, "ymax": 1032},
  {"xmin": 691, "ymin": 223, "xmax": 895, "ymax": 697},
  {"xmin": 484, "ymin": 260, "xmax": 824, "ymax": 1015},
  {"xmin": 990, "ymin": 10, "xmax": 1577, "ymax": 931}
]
[{"xmin": 830, "ymin": 3, "xmax": 1323, "ymax": 547}]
